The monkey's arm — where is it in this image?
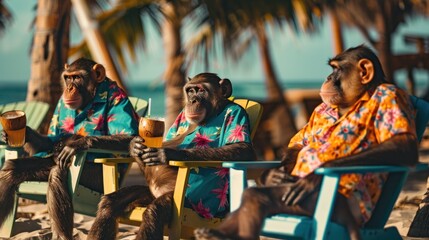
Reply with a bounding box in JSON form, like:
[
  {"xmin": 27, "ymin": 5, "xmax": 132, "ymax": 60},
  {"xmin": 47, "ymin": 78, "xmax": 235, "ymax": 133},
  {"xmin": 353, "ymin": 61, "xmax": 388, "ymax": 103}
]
[
  {"xmin": 133, "ymin": 142, "xmax": 256, "ymax": 166},
  {"xmin": 166, "ymin": 142, "xmax": 256, "ymax": 161},
  {"xmin": 324, "ymin": 133, "xmax": 418, "ymax": 167},
  {"xmin": 23, "ymin": 127, "xmax": 55, "ymax": 153},
  {"xmin": 56, "ymin": 135, "xmax": 135, "ymax": 168},
  {"xmin": 280, "ymin": 133, "xmax": 418, "ymax": 206},
  {"xmin": 258, "ymin": 146, "xmax": 302, "ymax": 186}
]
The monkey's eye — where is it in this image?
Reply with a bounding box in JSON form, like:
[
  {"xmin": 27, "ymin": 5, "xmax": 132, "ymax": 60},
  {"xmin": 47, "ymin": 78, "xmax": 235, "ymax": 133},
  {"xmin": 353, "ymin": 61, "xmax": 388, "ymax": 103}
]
[
  {"xmin": 197, "ymin": 88, "xmax": 206, "ymax": 94},
  {"xmin": 186, "ymin": 88, "xmax": 196, "ymax": 94}
]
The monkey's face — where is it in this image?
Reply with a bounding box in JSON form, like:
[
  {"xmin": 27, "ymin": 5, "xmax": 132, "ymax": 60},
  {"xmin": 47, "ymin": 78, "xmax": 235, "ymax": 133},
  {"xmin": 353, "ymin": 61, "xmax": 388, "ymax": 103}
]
[
  {"xmin": 320, "ymin": 60, "xmax": 366, "ymax": 109},
  {"xmin": 184, "ymin": 83, "xmax": 211, "ymax": 124},
  {"xmin": 62, "ymin": 72, "xmax": 86, "ymax": 110},
  {"xmin": 61, "ymin": 61, "xmax": 105, "ymax": 110}
]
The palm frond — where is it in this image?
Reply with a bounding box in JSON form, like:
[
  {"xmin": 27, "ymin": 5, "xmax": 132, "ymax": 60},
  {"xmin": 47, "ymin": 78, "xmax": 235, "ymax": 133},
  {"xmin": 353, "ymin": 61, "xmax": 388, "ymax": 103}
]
[
  {"xmin": 0, "ymin": 0, "xmax": 13, "ymax": 36},
  {"xmin": 72, "ymin": 0, "xmax": 163, "ymax": 75},
  {"xmin": 186, "ymin": 0, "xmax": 323, "ymax": 69}
]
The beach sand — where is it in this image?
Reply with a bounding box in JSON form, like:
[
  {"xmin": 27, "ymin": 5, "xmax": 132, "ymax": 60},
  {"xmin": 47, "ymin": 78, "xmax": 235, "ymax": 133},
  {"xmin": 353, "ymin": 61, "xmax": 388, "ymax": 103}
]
[
  {"xmin": 5, "ymin": 161, "xmax": 429, "ymax": 240},
  {"xmin": 4, "ymin": 144, "xmax": 429, "ymax": 240}
]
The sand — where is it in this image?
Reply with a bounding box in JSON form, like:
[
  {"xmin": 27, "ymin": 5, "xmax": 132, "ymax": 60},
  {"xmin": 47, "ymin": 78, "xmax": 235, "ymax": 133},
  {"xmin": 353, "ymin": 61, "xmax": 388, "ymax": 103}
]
[{"xmin": 3, "ymin": 150, "xmax": 429, "ymax": 240}]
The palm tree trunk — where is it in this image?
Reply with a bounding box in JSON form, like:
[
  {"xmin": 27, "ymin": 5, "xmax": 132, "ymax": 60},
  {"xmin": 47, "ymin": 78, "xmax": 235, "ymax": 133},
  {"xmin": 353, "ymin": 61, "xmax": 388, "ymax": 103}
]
[
  {"xmin": 71, "ymin": 0, "xmax": 127, "ymax": 92},
  {"xmin": 254, "ymin": 21, "xmax": 297, "ymax": 159},
  {"xmin": 329, "ymin": 12, "xmax": 344, "ymax": 55},
  {"xmin": 162, "ymin": 3, "xmax": 186, "ymax": 130},
  {"xmin": 27, "ymin": 0, "xmax": 71, "ymax": 133}
]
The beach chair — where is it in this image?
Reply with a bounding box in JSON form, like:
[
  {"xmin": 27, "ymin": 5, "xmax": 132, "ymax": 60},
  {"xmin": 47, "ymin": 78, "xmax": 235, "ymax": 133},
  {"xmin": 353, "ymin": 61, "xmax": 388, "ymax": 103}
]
[
  {"xmin": 93, "ymin": 98, "xmax": 263, "ymax": 239},
  {"xmin": 221, "ymin": 95, "xmax": 429, "ymax": 240},
  {"xmin": 0, "ymin": 101, "xmax": 50, "ymax": 168},
  {"xmin": 0, "ymin": 97, "xmax": 148, "ymax": 238}
]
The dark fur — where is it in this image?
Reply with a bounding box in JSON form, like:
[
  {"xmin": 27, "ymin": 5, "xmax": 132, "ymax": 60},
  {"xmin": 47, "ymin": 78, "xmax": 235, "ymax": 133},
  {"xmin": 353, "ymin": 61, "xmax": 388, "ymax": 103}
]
[
  {"xmin": 88, "ymin": 73, "xmax": 256, "ymax": 240},
  {"xmin": 0, "ymin": 58, "xmax": 134, "ymax": 239},
  {"xmin": 194, "ymin": 46, "xmax": 418, "ymax": 240}
]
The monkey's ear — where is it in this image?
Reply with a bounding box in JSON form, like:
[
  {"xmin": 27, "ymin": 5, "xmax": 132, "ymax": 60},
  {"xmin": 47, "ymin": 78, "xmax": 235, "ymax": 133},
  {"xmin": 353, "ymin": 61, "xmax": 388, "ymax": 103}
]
[
  {"xmin": 91, "ymin": 64, "xmax": 106, "ymax": 83},
  {"xmin": 219, "ymin": 78, "xmax": 233, "ymax": 99},
  {"xmin": 358, "ymin": 59, "xmax": 374, "ymax": 85},
  {"xmin": 187, "ymin": 77, "xmax": 192, "ymax": 82},
  {"xmin": 64, "ymin": 63, "xmax": 69, "ymax": 70}
]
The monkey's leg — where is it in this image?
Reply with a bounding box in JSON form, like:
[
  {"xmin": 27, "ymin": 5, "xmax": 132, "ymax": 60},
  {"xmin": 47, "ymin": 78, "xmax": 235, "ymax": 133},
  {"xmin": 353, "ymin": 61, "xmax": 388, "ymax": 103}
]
[
  {"xmin": 195, "ymin": 185, "xmax": 317, "ymax": 240},
  {"xmin": 135, "ymin": 191, "xmax": 174, "ymax": 240},
  {"xmin": 47, "ymin": 165, "xmax": 73, "ymax": 240},
  {"xmin": 0, "ymin": 157, "xmax": 53, "ymax": 227},
  {"xmin": 88, "ymin": 185, "xmax": 154, "ymax": 240},
  {"xmin": 47, "ymin": 162, "xmax": 104, "ymax": 240}
]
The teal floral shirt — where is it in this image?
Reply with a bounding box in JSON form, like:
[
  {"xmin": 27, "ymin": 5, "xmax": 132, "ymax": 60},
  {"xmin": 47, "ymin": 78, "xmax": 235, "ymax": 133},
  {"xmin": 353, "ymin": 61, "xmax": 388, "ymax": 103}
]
[
  {"xmin": 165, "ymin": 102, "xmax": 252, "ymax": 219},
  {"xmin": 43, "ymin": 79, "xmax": 139, "ymax": 160}
]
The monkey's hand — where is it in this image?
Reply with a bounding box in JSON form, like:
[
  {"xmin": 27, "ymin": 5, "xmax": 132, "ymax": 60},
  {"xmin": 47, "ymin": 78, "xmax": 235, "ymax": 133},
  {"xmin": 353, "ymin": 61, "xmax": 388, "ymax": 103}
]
[
  {"xmin": 1, "ymin": 130, "xmax": 7, "ymax": 144},
  {"xmin": 56, "ymin": 136, "xmax": 89, "ymax": 169},
  {"xmin": 130, "ymin": 136, "xmax": 168, "ymax": 167},
  {"xmin": 281, "ymin": 173, "xmax": 322, "ymax": 206},
  {"xmin": 259, "ymin": 166, "xmax": 299, "ymax": 186}
]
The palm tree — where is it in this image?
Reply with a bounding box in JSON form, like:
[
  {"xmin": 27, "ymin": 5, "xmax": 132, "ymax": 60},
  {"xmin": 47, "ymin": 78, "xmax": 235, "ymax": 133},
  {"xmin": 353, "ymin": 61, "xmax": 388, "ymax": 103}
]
[
  {"xmin": 0, "ymin": 0, "xmax": 13, "ymax": 35},
  {"xmin": 73, "ymin": 0, "xmax": 194, "ymax": 129},
  {"xmin": 187, "ymin": 0, "xmax": 322, "ymax": 158},
  {"xmin": 324, "ymin": 0, "xmax": 428, "ymax": 83},
  {"xmin": 26, "ymin": 0, "xmax": 72, "ymax": 133},
  {"xmin": 25, "ymin": 0, "xmax": 119, "ymax": 133},
  {"xmin": 79, "ymin": 0, "xmax": 322, "ymax": 158}
]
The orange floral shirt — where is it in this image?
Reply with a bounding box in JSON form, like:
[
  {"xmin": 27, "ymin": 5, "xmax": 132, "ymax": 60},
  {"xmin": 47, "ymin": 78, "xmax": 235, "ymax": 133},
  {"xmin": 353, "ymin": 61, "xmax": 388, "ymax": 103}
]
[{"xmin": 289, "ymin": 83, "xmax": 415, "ymax": 222}]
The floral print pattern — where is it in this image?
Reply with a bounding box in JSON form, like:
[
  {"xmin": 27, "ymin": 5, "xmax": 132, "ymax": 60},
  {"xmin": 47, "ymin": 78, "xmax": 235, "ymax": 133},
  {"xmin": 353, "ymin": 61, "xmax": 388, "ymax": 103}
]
[
  {"xmin": 165, "ymin": 102, "xmax": 251, "ymax": 219},
  {"xmin": 42, "ymin": 79, "xmax": 139, "ymax": 161},
  {"xmin": 289, "ymin": 83, "xmax": 416, "ymax": 223}
]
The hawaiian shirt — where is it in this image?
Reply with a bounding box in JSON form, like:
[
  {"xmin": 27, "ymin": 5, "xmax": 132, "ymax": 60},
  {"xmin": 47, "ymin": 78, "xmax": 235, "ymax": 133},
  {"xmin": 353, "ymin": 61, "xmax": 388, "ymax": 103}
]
[
  {"xmin": 165, "ymin": 102, "xmax": 252, "ymax": 219},
  {"xmin": 289, "ymin": 83, "xmax": 415, "ymax": 223},
  {"xmin": 40, "ymin": 79, "xmax": 139, "ymax": 160}
]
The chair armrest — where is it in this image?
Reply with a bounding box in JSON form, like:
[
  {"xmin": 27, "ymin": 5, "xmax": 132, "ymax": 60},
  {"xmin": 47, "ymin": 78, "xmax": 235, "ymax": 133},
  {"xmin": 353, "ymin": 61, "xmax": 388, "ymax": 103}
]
[
  {"xmin": 222, "ymin": 161, "xmax": 281, "ymax": 169},
  {"xmin": 94, "ymin": 157, "xmax": 134, "ymax": 164},
  {"xmin": 314, "ymin": 165, "xmax": 409, "ymax": 176},
  {"xmin": 169, "ymin": 160, "xmax": 223, "ymax": 168}
]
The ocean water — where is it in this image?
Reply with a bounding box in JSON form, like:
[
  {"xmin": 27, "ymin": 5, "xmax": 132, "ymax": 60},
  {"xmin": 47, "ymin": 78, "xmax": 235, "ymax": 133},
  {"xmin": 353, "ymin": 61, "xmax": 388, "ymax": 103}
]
[
  {"xmin": 0, "ymin": 80, "xmax": 323, "ymax": 117},
  {"xmin": 1, "ymin": 79, "xmax": 427, "ymax": 117}
]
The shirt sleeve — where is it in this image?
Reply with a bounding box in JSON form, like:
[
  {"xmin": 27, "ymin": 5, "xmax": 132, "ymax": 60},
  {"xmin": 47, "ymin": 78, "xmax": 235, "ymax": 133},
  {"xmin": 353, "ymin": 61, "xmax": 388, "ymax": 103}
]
[
  {"xmin": 47, "ymin": 98, "xmax": 63, "ymax": 143},
  {"xmin": 106, "ymin": 94, "xmax": 139, "ymax": 136},
  {"xmin": 221, "ymin": 104, "xmax": 252, "ymax": 145},
  {"xmin": 288, "ymin": 108, "xmax": 318, "ymax": 149},
  {"xmin": 165, "ymin": 111, "xmax": 186, "ymax": 141},
  {"xmin": 374, "ymin": 88, "xmax": 416, "ymax": 143}
]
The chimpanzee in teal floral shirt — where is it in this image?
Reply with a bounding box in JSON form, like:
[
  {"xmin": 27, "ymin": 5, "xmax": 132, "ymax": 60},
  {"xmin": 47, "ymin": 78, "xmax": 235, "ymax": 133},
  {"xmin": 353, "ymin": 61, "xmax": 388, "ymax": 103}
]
[
  {"xmin": 166, "ymin": 102, "xmax": 251, "ymax": 218},
  {"xmin": 44, "ymin": 78, "xmax": 139, "ymax": 161}
]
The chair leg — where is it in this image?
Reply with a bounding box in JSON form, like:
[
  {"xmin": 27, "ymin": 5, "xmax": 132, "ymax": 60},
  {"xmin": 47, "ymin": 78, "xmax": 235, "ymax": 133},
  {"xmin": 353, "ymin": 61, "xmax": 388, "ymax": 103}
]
[{"xmin": 0, "ymin": 193, "xmax": 18, "ymax": 238}]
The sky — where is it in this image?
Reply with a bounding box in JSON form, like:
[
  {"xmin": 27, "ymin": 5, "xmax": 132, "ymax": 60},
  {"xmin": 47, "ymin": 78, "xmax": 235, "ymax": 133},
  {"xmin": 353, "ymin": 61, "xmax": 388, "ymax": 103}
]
[{"xmin": 0, "ymin": 0, "xmax": 428, "ymax": 87}]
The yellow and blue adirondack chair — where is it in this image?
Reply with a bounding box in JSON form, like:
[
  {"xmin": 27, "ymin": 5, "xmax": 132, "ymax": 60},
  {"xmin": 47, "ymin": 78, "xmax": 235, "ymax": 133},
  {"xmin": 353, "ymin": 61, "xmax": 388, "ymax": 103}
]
[
  {"xmin": 93, "ymin": 98, "xmax": 263, "ymax": 239},
  {"xmin": 0, "ymin": 101, "xmax": 50, "ymax": 167},
  {"xmin": 0, "ymin": 96, "xmax": 148, "ymax": 238},
  {"xmin": 221, "ymin": 95, "xmax": 429, "ymax": 240}
]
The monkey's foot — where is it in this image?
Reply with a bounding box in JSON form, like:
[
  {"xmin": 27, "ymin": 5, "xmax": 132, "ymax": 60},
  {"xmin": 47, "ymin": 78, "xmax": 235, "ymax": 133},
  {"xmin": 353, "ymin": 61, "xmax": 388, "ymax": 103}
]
[{"xmin": 194, "ymin": 228, "xmax": 232, "ymax": 240}]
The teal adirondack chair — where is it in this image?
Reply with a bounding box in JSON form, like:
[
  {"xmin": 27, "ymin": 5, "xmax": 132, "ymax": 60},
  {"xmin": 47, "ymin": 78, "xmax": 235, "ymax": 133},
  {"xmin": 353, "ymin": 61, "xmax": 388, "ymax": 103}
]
[
  {"xmin": 0, "ymin": 96, "xmax": 148, "ymax": 238},
  {"xmin": 0, "ymin": 101, "xmax": 50, "ymax": 167},
  {"xmin": 222, "ymin": 95, "xmax": 429, "ymax": 240}
]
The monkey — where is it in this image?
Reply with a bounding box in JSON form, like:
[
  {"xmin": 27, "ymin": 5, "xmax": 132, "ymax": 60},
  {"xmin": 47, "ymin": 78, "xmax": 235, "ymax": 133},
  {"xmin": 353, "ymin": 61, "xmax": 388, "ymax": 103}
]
[
  {"xmin": 87, "ymin": 73, "xmax": 257, "ymax": 240},
  {"xmin": 194, "ymin": 45, "xmax": 419, "ymax": 240},
  {"xmin": 0, "ymin": 58, "xmax": 139, "ymax": 240}
]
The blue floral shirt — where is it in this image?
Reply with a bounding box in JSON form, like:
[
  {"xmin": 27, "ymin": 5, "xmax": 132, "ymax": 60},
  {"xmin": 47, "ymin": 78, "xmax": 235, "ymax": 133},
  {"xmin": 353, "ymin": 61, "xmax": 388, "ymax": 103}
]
[
  {"xmin": 39, "ymin": 79, "xmax": 139, "ymax": 160},
  {"xmin": 165, "ymin": 102, "xmax": 252, "ymax": 219}
]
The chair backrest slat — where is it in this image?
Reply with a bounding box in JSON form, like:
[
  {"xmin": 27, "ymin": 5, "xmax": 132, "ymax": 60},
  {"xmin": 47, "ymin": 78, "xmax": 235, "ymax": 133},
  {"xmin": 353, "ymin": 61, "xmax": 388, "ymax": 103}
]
[{"xmin": 233, "ymin": 99, "xmax": 263, "ymax": 140}]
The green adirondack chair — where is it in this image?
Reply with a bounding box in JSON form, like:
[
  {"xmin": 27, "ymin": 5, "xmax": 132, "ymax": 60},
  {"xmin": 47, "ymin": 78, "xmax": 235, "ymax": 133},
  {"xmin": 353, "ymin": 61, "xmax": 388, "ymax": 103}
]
[
  {"xmin": 0, "ymin": 101, "xmax": 50, "ymax": 167},
  {"xmin": 0, "ymin": 96, "xmax": 148, "ymax": 238}
]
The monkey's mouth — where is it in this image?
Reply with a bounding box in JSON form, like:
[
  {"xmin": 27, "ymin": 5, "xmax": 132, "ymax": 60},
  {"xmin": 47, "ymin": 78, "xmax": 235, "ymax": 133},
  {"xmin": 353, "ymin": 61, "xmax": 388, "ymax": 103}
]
[{"xmin": 64, "ymin": 98, "xmax": 82, "ymax": 109}]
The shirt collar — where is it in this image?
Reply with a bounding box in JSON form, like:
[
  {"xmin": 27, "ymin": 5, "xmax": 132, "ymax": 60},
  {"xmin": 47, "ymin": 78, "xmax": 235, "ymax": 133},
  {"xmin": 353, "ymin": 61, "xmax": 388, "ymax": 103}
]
[{"xmin": 92, "ymin": 79, "xmax": 110, "ymax": 103}]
